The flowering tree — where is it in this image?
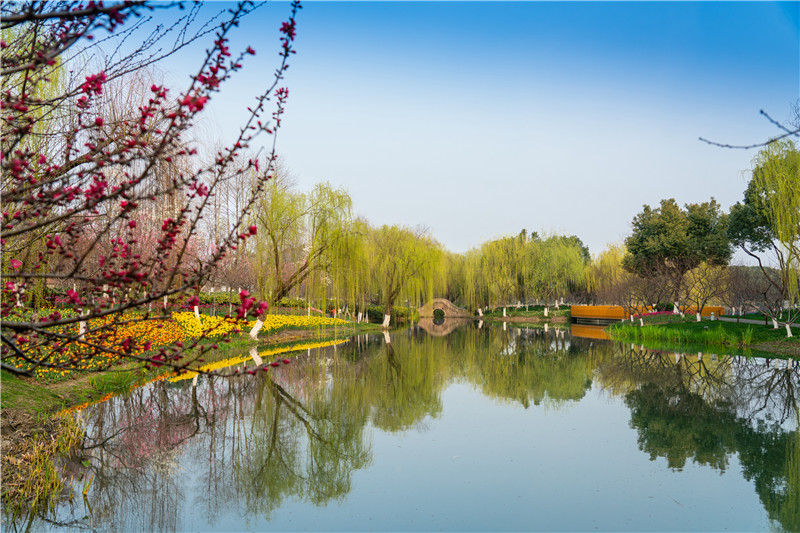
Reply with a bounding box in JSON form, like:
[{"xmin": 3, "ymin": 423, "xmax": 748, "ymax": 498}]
[{"xmin": 1, "ymin": 1, "xmax": 301, "ymax": 376}]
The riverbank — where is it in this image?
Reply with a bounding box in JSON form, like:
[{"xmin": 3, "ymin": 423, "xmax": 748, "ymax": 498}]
[
  {"xmin": 1, "ymin": 321, "xmax": 383, "ymax": 512},
  {"xmin": 608, "ymin": 317, "xmax": 800, "ymax": 357},
  {"xmin": 480, "ymin": 306, "xmax": 571, "ymax": 324}
]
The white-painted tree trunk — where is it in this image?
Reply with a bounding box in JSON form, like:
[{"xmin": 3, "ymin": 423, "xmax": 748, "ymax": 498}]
[
  {"xmin": 308, "ymin": 306, "xmax": 311, "ymax": 318},
  {"xmin": 544, "ymin": 307, "xmax": 548, "ymax": 317},
  {"xmin": 249, "ymin": 318, "xmax": 264, "ymax": 339},
  {"xmin": 357, "ymin": 311, "xmax": 363, "ymax": 323},
  {"xmin": 194, "ymin": 306, "xmax": 200, "ymax": 321},
  {"xmin": 249, "ymin": 346, "xmax": 262, "ymax": 366},
  {"xmin": 78, "ymin": 316, "xmax": 86, "ymax": 337},
  {"xmin": 697, "ymin": 352, "xmax": 702, "ymax": 360},
  {"xmin": 192, "ymin": 374, "xmax": 198, "ymax": 388},
  {"xmin": 786, "ymin": 323, "xmax": 793, "ymax": 338},
  {"xmin": 383, "ymin": 330, "xmax": 391, "ymax": 344},
  {"xmin": 163, "ymin": 295, "xmax": 168, "ymax": 309},
  {"xmin": 503, "ymin": 307, "xmax": 506, "ymax": 317},
  {"xmin": 544, "ymin": 323, "xmax": 548, "ymax": 333},
  {"xmin": 503, "ymin": 321, "xmax": 507, "ymax": 331},
  {"xmin": 477, "ymin": 308, "xmax": 483, "ymax": 317},
  {"xmin": 382, "ymin": 314, "xmax": 391, "ymax": 328},
  {"xmin": 696, "ymin": 312, "xmax": 701, "ymax": 322},
  {"xmin": 639, "ymin": 318, "xmax": 644, "ymax": 326},
  {"xmin": 772, "ymin": 318, "xmax": 779, "ymax": 329}
]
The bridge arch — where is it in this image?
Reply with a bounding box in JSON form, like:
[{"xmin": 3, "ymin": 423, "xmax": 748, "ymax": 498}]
[{"xmin": 418, "ymin": 298, "xmax": 473, "ymax": 318}]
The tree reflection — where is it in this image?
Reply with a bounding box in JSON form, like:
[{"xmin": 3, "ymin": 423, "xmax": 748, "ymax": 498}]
[
  {"xmin": 601, "ymin": 345, "xmax": 799, "ymax": 532},
  {"xmin": 21, "ymin": 326, "xmax": 799, "ymax": 533}
]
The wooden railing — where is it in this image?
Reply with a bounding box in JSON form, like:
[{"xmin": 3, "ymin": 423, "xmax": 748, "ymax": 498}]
[{"xmin": 571, "ymin": 305, "xmax": 725, "ymax": 320}]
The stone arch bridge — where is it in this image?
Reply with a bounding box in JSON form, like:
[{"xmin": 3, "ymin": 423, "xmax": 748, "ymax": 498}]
[{"xmin": 418, "ymin": 298, "xmax": 473, "ymax": 319}]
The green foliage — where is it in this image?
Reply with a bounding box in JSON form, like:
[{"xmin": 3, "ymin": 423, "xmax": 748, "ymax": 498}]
[
  {"xmin": 750, "ymin": 140, "xmax": 800, "ymax": 303},
  {"xmin": 366, "ymin": 225, "xmax": 445, "ymax": 320},
  {"xmin": 526, "ymin": 235, "xmax": 586, "ymax": 306},
  {"xmin": 624, "ymin": 198, "xmax": 731, "ymax": 278},
  {"xmin": 252, "ymin": 175, "xmax": 356, "ymax": 307}
]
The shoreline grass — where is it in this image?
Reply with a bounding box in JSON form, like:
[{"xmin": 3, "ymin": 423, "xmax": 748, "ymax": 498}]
[{"xmin": 608, "ymin": 318, "xmax": 799, "ymax": 356}]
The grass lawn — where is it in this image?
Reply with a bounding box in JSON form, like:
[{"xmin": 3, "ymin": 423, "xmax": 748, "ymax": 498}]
[
  {"xmin": 609, "ymin": 317, "xmax": 799, "ymax": 357},
  {"xmin": 483, "ymin": 305, "xmax": 571, "ymax": 318}
]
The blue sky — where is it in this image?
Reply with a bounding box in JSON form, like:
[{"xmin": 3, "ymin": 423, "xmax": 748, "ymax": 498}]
[{"xmin": 150, "ymin": 1, "xmax": 798, "ymax": 257}]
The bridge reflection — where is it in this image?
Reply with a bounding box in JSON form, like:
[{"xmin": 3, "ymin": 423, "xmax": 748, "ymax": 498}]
[{"xmin": 417, "ymin": 317, "xmax": 474, "ymax": 337}]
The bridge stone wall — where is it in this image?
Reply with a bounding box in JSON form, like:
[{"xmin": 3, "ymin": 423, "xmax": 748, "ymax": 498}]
[{"xmin": 418, "ymin": 298, "xmax": 473, "ymax": 318}]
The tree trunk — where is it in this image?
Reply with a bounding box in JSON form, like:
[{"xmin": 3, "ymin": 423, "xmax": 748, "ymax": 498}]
[
  {"xmin": 249, "ymin": 346, "xmax": 263, "ymax": 366},
  {"xmin": 383, "ymin": 297, "xmax": 396, "ymax": 329},
  {"xmin": 249, "ymin": 318, "xmax": 264, "ymax": 339},
  {"xmin": 786, "ymin": 323, "xmax": 793, "ymax": 338},
  {"xmin": 772, "ymin": 318, "xmax": 779, "ymax": 329},
  {"xmin": 696, "ymin": 312, "xmax": 701, "ymax": 322}
]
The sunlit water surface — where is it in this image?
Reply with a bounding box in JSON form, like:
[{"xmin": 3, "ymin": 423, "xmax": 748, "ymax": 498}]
[{"xmin": 7, "ymin": 322, "xmax": 799, "ymax": 532}]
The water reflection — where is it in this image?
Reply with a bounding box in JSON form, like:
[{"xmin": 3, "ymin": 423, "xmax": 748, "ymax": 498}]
[
  {"xmin": 595, "ymin": 344, "xmax": 799, "ymax": 532},
  {"xmin": 10, "ymin": 324, "xmax": 799, "ymax": 532}
]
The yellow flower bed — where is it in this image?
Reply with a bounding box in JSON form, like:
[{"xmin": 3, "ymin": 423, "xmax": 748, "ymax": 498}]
[
  {"xmin": 172, "ymin": 312, "xmax": 246, "ymax": 339},
  {"xmin": 253, "ymin": 314, "xmax": 350, "ymax": 335},
  {"xmin": 169, "ymin": 339, "xmax": 347, "ymax": 382},
  {"xmin": 10, "ymin": 308, "xmax": 351, "ymax": 379}
]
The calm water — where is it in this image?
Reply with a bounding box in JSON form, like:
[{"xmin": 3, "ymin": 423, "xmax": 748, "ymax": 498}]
[{"xmin": 9, "ymin": 322, "xmax": 800, "ymax": 532}]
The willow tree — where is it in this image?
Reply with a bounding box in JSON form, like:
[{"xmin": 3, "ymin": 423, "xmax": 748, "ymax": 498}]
[
  {"xmin": 751, "ymin": 140, "xmax": 800, "ymax": 336},
  {"xmin": 250, "ymin": 177, "xmax": 355, "ymax": 337},
  {"xmin": 325, "ymin": 216, "xmax": 371, "ymax": 322},
  {"xmin": 480, "ymin": 235, "xmax": 522, "ymax": 315},
  {"xmin": 367, "ymin": 225, "xmax": 444, "ymax": 328},
  {"xmin": 586, "ymin": 243, "xmax": 627, "ymax": 304},
  {"xmin": 526, "ymin": 235, "xmax": 586, "ymax": 315},
  {"xmin": 729, "ymin": 140, "xmax": 800, "ymax": 336},
  {"xmin": 461, "ymin": 248, "xmax": 488, "ymax": 313}
]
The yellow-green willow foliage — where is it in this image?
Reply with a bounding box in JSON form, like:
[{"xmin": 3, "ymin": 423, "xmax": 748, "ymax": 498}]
[
  {"xmin": 752, "ymin": 140, "xmax": 800, "ymax": 304},
  {"xmin": 326, "ymin": 216, "xmax": 371, "ymax": 316},
  {"xmin": 481, "ymin": 235, "xmax": 523, "ymax": 309},
  {"xmin": 366, "ymin": 225, "xmax": 446, "ymax": 324},
  {"xmin": 587, "ymin": 243, "xmax": 629, "ymax": 304},
  {"xmin": 457, "ymin": 231, "xmax": 588, "ymax": 311},
  {"xmin": 252, "ymin": 175, "xmax": 356, "ymax": 308},
  {"xmin": 1, "ymin": 27, "xmax": 68, "ymax": 305},
  {"xmin": 525, "ymin": 235, "xmax": 586, "ymax": 307}
]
